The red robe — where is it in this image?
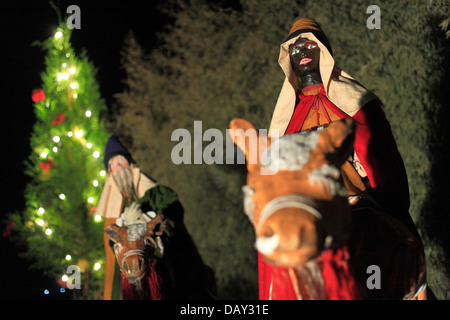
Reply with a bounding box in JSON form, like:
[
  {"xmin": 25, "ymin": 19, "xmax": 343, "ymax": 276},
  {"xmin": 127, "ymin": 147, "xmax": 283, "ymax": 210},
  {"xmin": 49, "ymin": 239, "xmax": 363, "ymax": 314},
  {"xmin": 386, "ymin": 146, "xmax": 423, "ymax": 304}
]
[{"xmin": 259, "ymin": 84, "xmax": 418, "ymax": 300}]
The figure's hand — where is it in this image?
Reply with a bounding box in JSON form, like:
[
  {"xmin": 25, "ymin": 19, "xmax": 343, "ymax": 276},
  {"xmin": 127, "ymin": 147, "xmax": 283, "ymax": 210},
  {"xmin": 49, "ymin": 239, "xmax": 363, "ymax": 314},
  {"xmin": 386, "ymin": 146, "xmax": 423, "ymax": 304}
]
[{"xmin": 123, "ymin": 201, "xmax": 146, "ymax": 225}]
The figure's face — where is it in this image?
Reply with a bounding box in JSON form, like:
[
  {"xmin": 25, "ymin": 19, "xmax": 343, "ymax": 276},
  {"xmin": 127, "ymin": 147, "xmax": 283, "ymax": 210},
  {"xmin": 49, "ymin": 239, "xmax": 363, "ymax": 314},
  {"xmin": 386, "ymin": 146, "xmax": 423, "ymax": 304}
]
[
  {"xmin": 289, "ymin": 37, "xmax": 320, "ymax": 78},
  {"xmin": 109, "ymin": 155, "xmax": 129, "ymax": 173},
  {"xmin": 109, "ymin": 155, "xmax": 133, "ymax": 198}
]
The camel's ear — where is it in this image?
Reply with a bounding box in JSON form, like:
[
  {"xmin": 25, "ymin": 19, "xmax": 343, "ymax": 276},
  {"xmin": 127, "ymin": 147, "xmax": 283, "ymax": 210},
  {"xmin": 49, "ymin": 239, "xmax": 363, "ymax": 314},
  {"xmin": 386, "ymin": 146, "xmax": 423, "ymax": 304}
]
[
  {"xmin": 229, "ymin": 118, "xmax": 271, "ymax": 171},
  {"xmin": 318, "ymin": 118, "xmax": 355, "ymax": 166},
  {"xmin": 105, "ymin": 224, "xmax": 122, "ymax": 244},
  {"xmin": 146, "ymin": 214, "xmax": 165, "ymax": 236}
]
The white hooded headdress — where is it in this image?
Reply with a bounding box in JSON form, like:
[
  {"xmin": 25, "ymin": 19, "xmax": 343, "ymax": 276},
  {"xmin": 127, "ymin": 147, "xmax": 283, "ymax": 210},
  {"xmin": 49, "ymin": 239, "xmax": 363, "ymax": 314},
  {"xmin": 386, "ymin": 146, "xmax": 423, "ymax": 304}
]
[{"xmin": 269, "ymin": 18, "xmax": 378, "ymax": 136}]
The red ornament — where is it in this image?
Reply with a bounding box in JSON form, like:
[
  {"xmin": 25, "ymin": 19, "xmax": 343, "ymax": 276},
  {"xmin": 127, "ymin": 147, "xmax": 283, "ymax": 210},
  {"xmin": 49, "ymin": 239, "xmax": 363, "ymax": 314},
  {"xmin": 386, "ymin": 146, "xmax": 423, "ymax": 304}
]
[
  {"xmin": 2, "ymin": 221, "xmax": 15, "ymax": 238},
  {"xmin": 51, "ymin": 112, "xmax": 66, "ymax": 125},
  {"xmin": 39, "ymin": 158, "xmax": 56, "ymax": 172},
  {"xmin": 87, "ymin": 206, "xmax": 97, "ymax": 219},
  {"xmin": 32, "ymin": 89, "xmax": 45, "ymax": 103},
  {"xmin": 57, "ymin": 279, "xmax": 68, "ymax": 289}
]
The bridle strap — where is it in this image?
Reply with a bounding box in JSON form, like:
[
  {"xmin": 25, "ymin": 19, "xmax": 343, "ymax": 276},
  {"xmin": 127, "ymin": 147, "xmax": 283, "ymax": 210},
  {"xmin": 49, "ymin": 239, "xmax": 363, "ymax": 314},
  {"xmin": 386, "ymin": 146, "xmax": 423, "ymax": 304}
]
[
  {"xmin": 257, "ymin": 194, "xmax": 322, "ymax": 232},
  {"xmin": 121, "ymin": 249, "xmax": 145, "ymax": 262},
  {"xmin": 120, "ymin": 249, "xmax": 146, "ymax": 283}
]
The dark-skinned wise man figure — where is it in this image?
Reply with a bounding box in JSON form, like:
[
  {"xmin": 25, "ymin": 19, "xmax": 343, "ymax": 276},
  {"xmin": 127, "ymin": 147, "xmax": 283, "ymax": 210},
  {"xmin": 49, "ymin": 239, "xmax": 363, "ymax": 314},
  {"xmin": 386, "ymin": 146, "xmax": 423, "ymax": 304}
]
[
  {"xmin": 95, "ymin": 135, "xmax": 216, "ymax": 300},
  {"xmin": 265, "ymin": 18, "xmax": 429, "ymax": 300}
]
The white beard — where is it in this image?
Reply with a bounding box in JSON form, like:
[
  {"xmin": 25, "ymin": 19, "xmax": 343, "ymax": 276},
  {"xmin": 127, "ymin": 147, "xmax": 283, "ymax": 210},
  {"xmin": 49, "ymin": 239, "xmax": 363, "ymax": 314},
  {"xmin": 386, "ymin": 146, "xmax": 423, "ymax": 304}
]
[{"xmin": 112, "ymin": 166, "xmax": 134, "ymax": 200}]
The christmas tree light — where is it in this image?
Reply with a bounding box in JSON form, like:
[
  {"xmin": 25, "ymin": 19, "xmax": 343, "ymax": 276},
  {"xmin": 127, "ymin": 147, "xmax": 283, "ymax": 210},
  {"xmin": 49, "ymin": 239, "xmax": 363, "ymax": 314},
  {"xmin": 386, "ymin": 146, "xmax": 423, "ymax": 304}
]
[{"xmin": 7, "ymin": 21, "xmax": 110, "ymax": 299}]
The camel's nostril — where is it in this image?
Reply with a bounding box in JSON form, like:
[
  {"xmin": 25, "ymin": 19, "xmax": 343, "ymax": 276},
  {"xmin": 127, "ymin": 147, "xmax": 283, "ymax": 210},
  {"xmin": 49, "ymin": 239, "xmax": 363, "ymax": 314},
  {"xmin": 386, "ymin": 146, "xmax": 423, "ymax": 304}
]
[
  {"xmin": 299, "ymin": 225, "xmax": 306, "ymax": 247},
  {"xmin": 261, "ymin": 224, "xmax": 275, "ymax": 238}
]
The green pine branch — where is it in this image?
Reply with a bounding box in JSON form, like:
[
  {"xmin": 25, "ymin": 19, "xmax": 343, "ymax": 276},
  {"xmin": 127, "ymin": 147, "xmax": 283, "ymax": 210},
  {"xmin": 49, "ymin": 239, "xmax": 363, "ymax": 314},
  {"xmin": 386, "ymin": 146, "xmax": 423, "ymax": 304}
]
[{"xmin": 7, "ymin": 21, "xmax": 110, "ymax": 299}]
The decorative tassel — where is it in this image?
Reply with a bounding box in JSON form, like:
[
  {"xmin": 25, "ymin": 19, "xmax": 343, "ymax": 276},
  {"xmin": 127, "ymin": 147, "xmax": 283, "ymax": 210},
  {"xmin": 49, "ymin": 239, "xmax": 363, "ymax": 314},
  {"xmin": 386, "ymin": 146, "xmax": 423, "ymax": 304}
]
[
  {"xmin": 321, "ymin": 246, "xmax": 361, "ymax": 300},
  {"xmin": 121, "ymin": 273, "xmax": 139, "ymax": 300},
  {"xmin": 120, "ymin": 260, "xmax": 163, "ymax": 300},
  {"xmin": 270, "ymin": 266, "xmax": 298, "ymax": 300},
  {"xmin": 147, "ymin": 260, "xmax": 162, "ymax": 300}
]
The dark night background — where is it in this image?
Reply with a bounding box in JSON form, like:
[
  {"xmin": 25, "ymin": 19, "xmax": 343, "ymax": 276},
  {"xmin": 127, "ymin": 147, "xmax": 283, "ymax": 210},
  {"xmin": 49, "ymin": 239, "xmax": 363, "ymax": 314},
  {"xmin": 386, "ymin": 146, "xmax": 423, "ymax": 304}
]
[
  {"xmin": 0, "ymin": 0, "xmax": 168, "ymax": 299},
  {"xmin": 1, "ymin": 0, "xmax": 448, "ymax": 302}
]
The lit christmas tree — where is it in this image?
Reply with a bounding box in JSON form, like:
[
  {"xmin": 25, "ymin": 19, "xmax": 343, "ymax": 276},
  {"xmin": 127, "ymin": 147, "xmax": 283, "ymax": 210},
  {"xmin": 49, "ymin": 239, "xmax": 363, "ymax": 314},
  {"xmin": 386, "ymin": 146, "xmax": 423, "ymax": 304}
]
[{"xmin": 8, "ymin": 22, "xmax": 110, "ymax": 299}]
